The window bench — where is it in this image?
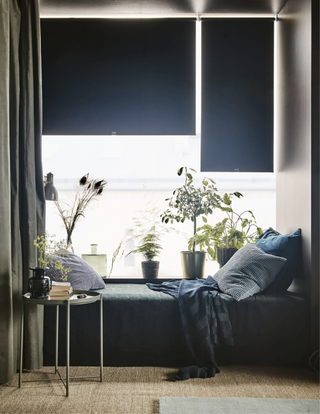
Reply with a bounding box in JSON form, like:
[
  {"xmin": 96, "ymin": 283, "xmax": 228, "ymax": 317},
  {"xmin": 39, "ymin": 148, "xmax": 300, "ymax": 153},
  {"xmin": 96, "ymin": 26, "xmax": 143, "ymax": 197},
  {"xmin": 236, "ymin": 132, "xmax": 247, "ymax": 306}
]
[{"xmin": 43, "ymin": 282, "xmax": 309, "ymax": 368}]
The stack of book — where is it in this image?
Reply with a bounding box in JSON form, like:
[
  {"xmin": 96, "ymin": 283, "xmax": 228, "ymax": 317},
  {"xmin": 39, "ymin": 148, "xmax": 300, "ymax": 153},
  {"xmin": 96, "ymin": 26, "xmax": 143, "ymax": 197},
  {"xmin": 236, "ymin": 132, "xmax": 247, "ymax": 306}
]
[{"xmin": 50, "ymin": 281, "xmax": 73, "ymax": 299}]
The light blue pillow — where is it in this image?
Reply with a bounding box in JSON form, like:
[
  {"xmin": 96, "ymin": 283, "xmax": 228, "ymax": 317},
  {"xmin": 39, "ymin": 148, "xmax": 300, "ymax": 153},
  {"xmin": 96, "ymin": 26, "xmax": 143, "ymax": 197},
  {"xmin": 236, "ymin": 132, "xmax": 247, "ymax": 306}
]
[
  {"xmin": 46, "ymin": 251, "xmax": 105, "ymax": 290},
  {"xmin": 213, "ymin": 244, "xmax": 286, "ymax": 301},
  {"xmin": 255, "ymin": 228, "xmax": 301, "ymax": 292}
]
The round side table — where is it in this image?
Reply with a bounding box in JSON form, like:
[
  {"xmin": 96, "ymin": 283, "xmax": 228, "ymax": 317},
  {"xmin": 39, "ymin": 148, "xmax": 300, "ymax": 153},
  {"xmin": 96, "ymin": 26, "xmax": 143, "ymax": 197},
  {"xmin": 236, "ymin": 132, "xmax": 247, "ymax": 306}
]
[{"xmin": 19, "ymin": 290, "xmax": 103, "ymax": 397}]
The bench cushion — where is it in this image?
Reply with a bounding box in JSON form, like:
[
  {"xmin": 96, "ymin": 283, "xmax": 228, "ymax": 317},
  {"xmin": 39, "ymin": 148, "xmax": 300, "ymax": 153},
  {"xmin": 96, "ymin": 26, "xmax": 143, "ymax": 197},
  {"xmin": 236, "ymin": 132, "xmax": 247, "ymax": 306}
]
[{"xmin": 43, "ymin": 283, "xmax": 308, "ymax": 367}]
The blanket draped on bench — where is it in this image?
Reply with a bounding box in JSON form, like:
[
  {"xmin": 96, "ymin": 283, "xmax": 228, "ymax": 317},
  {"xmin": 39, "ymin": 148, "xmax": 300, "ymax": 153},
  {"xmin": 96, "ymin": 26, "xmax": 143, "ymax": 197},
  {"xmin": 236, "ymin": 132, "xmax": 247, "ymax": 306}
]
[{"xmin": 147, "ymin": 276, "xmax": 234, "ymax": 381}]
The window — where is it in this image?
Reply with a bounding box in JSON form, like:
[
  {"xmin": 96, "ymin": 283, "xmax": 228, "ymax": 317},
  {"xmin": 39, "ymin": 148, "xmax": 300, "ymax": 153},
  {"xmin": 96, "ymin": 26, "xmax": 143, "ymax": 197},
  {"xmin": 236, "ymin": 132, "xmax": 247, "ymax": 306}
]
[{"xmin": 43, "ymin": 19, "xmax": 276, "ymax": 278}]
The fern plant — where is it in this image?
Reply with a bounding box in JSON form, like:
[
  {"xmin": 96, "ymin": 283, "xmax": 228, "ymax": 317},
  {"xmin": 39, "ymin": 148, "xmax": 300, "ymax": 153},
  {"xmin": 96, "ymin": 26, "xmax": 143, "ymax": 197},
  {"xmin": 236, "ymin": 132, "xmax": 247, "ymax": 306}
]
[
  {"xmin": 126, "ymin": 229, "xmax": 162, "ymax": 261},
  {"xmin": 109, "ymin": 201, "xmax": 172, "ymax": 276}
]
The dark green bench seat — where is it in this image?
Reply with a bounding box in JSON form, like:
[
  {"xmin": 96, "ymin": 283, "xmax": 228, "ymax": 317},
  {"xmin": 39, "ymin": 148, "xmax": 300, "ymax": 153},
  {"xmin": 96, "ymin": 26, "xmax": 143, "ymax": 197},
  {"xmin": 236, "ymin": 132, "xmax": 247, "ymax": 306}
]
[{"xmin": 43, "ymin": 283, "xmax": 309, "ymax": 367}]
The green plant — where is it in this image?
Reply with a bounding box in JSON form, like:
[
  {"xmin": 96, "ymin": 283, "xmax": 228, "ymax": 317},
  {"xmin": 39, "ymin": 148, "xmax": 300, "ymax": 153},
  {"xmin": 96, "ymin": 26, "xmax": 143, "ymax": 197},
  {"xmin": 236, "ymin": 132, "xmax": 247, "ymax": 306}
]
[
  {"xmin": 123, "ymin": 203, "xmax": 169, "ymax": 261},
  {"xmin": 109, "ymin": 202, "xmax": 172, "ymax": 276},
  {"xmin": 54, "ymin": 173, "xmax": 107, "ymax": 248},
  {"xmin": 126, "ymin": 228, "xmax": 162, "ymax": 261},
  {"xmin": 33, "ymin": 232, "xmax": 71, "ymax": 281},
  {"xmin": 188, "ymin": 192, "xmax": 263, "ymax": 261},
  {"xmin": 161, "ymin": 167, "xmax": 221, "ymax": 252}
]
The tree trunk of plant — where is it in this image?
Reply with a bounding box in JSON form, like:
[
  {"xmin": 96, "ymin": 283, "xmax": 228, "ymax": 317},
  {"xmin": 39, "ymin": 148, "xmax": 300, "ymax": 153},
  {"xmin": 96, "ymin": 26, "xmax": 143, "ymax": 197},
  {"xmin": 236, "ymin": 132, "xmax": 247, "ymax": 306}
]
[{"xmin": 192, "ymin": 216, "xmax": 197, "ymax": 252}]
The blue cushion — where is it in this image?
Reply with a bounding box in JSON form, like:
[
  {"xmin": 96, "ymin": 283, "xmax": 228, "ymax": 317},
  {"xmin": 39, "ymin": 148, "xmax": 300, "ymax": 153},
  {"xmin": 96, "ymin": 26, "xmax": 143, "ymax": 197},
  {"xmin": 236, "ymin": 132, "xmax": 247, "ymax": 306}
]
[
  {"xmin": 213, "ymin": 244, "xmax": 286, "ymax": 301},
  {"xmin": 255, "ymin": 228, "xmax": 301, "ymax": 292},
  {"xmin": 46, "ymin": 251, "xmax": 105, "ymax": 290}
]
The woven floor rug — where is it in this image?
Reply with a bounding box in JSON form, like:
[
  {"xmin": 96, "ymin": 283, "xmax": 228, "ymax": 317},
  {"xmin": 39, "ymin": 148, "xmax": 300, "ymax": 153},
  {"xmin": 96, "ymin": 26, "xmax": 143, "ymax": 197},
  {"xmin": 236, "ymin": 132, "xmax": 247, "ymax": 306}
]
[{"xmin": 159, "ymin": 397, "xmax": 320, "ymax": 414}]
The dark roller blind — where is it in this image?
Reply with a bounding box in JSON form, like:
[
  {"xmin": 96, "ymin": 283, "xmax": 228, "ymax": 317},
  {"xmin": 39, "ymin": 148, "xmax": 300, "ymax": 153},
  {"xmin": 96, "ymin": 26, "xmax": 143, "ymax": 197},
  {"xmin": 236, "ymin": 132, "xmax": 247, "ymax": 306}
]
[
  {"xmin": 41, "ymin": 19, "xmax": 196, "ymax": 135},
  {"xmin": 201, "ymin": 19, "xmax": 274, "ymax": 172}
]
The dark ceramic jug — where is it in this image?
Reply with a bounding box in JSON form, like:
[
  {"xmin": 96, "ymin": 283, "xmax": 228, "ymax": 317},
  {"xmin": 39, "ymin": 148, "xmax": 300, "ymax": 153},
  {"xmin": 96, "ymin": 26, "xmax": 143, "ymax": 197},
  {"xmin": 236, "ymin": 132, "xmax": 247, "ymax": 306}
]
[{"xmin": 28, "ymin": 267, "xmax": 51, "ymax": 299}]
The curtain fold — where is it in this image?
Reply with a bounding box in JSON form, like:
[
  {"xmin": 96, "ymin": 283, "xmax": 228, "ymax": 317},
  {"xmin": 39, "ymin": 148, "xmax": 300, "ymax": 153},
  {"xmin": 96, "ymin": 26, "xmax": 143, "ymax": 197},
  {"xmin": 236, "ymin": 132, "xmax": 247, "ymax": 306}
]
[{"xmin": 0, "ymin": 0, "xmax": 45, "ymax": 384}]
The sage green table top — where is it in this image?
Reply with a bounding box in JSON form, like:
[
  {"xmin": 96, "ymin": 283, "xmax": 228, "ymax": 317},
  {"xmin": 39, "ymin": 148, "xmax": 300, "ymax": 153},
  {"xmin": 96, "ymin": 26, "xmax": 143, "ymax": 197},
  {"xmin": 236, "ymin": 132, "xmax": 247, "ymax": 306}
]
[{"xmin": 23, "ymin": 290, "xmax": 101, "ymax": 306}]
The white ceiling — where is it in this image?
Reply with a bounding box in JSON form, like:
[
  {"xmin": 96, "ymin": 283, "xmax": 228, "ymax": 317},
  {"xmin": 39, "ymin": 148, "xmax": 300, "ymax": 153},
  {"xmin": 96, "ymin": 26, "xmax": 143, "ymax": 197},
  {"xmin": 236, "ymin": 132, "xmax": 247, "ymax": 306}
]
[{"xmin": 40, "ymin": 0, "xmax": 289, "ymax": 17}]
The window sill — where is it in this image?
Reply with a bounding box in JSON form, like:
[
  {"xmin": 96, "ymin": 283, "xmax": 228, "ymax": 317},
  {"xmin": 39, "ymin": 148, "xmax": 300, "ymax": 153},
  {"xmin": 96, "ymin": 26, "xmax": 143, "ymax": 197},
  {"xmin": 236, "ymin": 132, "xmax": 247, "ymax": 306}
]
[{"xmin": 103, "ymin": 278, "xmax": 182, "ymax": 284}]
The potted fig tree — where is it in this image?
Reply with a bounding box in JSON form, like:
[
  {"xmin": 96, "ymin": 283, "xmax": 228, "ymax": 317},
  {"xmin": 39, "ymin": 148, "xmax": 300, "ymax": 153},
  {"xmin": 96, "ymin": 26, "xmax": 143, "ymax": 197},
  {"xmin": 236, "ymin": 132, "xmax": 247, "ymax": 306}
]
[
  {"xmin": 161, "ymin": 167, "xmax": 221, "ymax": 279},
  {"xmin": 189, "ymin": 192, "xmax": 263, "ymax": 267}
]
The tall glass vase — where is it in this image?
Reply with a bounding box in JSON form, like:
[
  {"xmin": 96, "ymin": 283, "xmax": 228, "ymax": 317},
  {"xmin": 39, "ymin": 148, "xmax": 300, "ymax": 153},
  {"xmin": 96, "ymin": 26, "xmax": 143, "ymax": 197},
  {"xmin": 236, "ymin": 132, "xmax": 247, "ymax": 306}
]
[{"xmin": 66, "ymin": 230, "xmax": 74, "ymax": 253}]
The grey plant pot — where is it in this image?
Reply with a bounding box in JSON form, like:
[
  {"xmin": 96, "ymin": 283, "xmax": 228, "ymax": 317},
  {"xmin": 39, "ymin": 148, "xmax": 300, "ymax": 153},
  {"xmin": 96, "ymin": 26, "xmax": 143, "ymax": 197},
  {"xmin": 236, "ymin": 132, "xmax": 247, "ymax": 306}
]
[
  {"xmin": 141, "ymin": 260, "xmax": 159, "ymax": 279},
  {"xmin": 180, "ymin": 251, "xmax": 206, "ymax": 279},
  {"xmin": 217, "ymin": 247, "xmax": 237, "ymax": 268}
]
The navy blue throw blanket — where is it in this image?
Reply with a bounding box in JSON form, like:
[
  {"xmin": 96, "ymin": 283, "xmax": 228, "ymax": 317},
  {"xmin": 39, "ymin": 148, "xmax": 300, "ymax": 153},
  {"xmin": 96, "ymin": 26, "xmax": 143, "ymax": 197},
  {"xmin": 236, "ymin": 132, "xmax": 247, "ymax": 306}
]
[{"xmin": 147, "ymin": 276, "xmax": 234, "ymax": 381}]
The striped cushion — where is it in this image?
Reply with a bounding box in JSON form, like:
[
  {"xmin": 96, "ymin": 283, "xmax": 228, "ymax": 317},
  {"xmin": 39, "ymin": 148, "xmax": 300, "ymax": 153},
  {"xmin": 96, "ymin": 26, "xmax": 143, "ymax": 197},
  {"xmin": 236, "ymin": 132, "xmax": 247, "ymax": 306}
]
[{"xmin": 213, "ymin": 244, "xmax": 286, "ymax": 301}]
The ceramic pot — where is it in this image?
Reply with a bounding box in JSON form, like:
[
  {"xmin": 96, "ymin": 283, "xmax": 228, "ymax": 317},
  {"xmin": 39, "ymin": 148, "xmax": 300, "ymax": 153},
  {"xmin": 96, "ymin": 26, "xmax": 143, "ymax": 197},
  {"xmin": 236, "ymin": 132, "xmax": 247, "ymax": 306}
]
[
  {"xmin": 180, "ymin": 251, "xmax": 206, "ymax": 279},
  {"xmin": 217, "ymin": 247, "xmax": 237, "ymax": 268},
  {"xmin": 28, "ymin": 267, "xmax": 51, "ymax": 299},
  {"xmin": 141, "ymin": 261, "xmax": 159, "ymax": 279}
]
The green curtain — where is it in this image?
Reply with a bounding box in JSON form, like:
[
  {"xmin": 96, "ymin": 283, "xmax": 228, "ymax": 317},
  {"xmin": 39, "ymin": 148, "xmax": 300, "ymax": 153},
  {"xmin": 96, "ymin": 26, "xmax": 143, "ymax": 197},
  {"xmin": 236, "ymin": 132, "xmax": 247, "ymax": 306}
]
[{"xmin": 0, "ymin": 0, "xmax": 45, "ymax": 384}]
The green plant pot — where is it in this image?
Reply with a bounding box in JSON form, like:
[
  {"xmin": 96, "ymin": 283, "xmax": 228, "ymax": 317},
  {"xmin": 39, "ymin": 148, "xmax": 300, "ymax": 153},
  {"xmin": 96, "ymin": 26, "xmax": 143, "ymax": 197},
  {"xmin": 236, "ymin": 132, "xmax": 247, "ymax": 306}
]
[
  {"xmin": 141, "ymin": 261, "xmax": 159, "ymax": 279},
  {"xmin": 180, "ymin": 251, "xmax": 206, "ymax": 279},
  {"xmin": 217, "ymin": 247, "xmax": 237, "ymax": 268}
]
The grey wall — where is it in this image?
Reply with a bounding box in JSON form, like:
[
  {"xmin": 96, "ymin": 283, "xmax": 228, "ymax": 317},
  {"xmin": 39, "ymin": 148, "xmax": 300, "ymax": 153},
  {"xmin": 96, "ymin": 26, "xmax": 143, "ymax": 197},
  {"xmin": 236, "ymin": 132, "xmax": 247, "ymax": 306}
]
[{"xmin": 276, "ymin": 0, "xmax": 319, "ymax": 353}]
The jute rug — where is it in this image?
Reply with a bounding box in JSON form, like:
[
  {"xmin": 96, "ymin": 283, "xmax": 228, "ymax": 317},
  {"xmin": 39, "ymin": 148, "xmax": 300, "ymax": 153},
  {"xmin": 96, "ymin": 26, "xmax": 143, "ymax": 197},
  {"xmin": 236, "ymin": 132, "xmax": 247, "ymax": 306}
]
[
  {"xmin": 159, "ymin": 397, "xmax": 320, "ymax": 414},
  {"xmin": 0, "ymin": 366, "xmax": 319, "ymax": 414}
]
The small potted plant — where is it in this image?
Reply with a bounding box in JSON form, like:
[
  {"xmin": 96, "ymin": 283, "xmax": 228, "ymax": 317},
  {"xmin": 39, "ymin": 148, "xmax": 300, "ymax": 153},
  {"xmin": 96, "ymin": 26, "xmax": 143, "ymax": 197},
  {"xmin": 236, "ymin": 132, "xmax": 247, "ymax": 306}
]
[
  {"xmin": 109, "ymin": 202, "xmax": 172, "ymax": 278},
  {"xmin": 126, "ymin": 227, "xmax": 162, "ymax": 279},
  {"xmin": 29, "ymin": 233, "xmax": 71, "ymax": 298},
  {"xmin": 189, "ymin": 192, "xmax": 263, "ymax": 267},
  {"xmin": 161, "ymin": 167, "xmax": 221, "ymax": 279}
]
